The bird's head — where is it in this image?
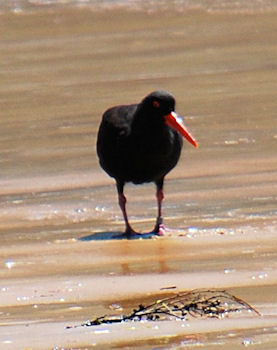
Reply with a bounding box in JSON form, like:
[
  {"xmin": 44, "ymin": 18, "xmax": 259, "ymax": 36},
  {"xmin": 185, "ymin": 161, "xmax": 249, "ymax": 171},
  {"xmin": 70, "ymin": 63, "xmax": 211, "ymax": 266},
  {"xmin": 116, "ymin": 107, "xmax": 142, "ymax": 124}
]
[
  {"xmin": 141, "ymin": 90, "xmax": 176, "ymax": 116},
  {"xmin": 140, "ymin": 90, "xmax": 198, "ymax": 148}
]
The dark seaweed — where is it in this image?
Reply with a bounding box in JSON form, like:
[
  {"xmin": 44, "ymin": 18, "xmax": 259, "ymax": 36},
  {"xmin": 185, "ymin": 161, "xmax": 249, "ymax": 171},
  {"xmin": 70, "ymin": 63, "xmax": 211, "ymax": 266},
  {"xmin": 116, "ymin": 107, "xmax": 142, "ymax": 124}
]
[{"xmin": 66, "ymin": 289, "xmax": 259, "ymax": 329}]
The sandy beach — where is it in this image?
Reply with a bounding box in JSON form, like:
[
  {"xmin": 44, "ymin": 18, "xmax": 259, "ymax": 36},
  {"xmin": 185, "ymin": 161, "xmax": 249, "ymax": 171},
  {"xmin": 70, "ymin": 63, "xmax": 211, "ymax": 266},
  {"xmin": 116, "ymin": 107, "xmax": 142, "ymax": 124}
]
[{"xmin": 0, "ymin": 1, "xmax": 277, "ymax": 348}]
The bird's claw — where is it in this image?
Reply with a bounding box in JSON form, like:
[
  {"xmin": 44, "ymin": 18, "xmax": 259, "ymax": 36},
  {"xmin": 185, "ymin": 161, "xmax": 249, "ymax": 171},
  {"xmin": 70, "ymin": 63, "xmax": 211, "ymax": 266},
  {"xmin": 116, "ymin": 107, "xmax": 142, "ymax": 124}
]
[{"xmin": 152, "ymin": 217, "xmax": 166, "ymax": 235}]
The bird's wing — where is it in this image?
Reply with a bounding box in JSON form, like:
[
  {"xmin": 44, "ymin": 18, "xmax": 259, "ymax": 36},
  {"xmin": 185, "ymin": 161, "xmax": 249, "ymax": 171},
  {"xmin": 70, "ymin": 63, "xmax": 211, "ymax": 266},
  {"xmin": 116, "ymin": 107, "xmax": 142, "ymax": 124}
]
[
  {"xmin": 96, "ymin": 104, "xmax": 137, "ymax": 178},
  {"xmin": 100, "ymin": 104, "xmax": 137, "ymax": 138}
]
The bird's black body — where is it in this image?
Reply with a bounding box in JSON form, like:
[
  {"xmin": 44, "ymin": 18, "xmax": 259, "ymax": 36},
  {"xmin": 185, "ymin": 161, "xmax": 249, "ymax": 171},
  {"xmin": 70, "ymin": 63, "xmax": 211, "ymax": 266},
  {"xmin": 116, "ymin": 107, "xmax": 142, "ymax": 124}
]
[
  {"xmin": 97, "ymin": 96, "xmax": 182, "ymax": 185},
  {"xmin": 97, "ymin": 90, "xmax": 197, "ymax": 237}
]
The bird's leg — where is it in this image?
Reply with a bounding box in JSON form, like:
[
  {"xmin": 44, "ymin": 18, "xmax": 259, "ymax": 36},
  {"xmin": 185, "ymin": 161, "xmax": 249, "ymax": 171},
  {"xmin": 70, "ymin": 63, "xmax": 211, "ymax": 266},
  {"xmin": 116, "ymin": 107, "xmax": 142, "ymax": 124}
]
[
  {"xmin": 118, "ymin": 193, "xmax": 134, "ymax": 235},
  {"xmin": 153, "ymin": 178, "xmax": 166, "ymax": 235},
  {"xmin": 117, "ymin": 181, "xmax": 137, "ymax": 237}
]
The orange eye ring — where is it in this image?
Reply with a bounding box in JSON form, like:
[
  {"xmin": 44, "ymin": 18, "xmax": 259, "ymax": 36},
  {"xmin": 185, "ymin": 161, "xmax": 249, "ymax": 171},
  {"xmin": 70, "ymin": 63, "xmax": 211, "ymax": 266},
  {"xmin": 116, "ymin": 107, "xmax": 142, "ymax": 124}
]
[{"xmin": 153, "ymin": 100, "xmax": 160, "ymax": 108}]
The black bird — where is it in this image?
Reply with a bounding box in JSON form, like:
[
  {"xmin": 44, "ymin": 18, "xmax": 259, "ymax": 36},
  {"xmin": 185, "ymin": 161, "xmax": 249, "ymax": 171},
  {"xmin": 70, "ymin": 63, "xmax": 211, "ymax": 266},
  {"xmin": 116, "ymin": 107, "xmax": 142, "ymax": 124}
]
[{"xmin": 97, "ymin": 90, "xmax": 198, "ymax": 237}]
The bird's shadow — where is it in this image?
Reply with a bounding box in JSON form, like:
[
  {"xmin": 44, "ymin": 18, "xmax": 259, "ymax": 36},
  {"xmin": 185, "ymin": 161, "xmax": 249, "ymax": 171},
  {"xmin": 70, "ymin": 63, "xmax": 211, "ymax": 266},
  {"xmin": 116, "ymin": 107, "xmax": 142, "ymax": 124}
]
[{"xmin": 79, "ymin": 231, "xmax": 157, "ymax": 241}]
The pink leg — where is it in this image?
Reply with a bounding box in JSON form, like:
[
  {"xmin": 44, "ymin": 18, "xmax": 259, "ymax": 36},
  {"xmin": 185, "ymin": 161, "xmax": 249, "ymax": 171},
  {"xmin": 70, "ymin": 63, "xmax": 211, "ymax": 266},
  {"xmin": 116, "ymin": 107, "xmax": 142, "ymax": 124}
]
[
  {"xmin": 153, "ymin": 184, "xmax": 166, "ymax": 235},
  {"xmin": 116, "ymin": 180, "xmax": 167, "ymax": 238},
  {"xmin": 118, "ymin": 192, "xmax": 137, "ymax": 237},
  {"xmin": 157, "ymin": 187, "xmax": 164, "ymax": 219}
]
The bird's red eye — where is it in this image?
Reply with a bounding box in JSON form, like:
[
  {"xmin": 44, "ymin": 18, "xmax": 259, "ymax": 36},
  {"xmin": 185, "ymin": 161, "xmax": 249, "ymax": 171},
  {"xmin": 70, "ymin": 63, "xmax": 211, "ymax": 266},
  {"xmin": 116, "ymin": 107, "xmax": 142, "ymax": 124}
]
[{"xmin": 153, "ymin": 100, "xmax": 160, "ymax": 108}]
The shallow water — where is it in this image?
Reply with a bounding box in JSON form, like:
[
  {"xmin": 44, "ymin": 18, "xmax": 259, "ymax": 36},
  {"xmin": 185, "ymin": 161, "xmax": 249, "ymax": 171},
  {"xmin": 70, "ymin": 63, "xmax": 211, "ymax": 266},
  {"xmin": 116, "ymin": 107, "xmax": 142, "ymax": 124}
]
[{"xmin": 0, "ymin": 2, "xmax": 277, "ymax": 349}]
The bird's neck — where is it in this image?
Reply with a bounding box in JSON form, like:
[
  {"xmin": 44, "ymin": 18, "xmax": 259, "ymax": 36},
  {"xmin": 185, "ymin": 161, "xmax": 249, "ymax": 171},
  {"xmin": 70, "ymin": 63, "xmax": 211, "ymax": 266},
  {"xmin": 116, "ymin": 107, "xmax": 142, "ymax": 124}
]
[{"xmin": 132, "ymin": 108, "xmax": 164, "ymax": 133}]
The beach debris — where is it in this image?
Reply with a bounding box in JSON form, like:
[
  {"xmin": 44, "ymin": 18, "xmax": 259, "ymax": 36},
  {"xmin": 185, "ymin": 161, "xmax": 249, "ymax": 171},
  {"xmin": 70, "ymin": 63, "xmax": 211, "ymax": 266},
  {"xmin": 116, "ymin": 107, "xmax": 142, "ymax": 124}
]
[
  {"xmin": 160, "ymin": 285, "xmax": 177, "ymax": 290},
  {"xmin": 109, "ymin": 303, "xmax": 123, "ymax": 311},
  {"xmin": 5, "ymin": 260, "xmax": 16, "ymax": 269},
  {"xmin": 66, "ymin": 289, "xmax": 259, "ymax": 329}
]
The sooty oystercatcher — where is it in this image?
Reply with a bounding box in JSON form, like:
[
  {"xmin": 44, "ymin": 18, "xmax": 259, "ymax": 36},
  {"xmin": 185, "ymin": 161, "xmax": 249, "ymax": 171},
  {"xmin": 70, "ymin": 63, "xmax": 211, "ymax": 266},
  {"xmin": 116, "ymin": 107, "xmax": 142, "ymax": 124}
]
[{"xmin": 97, "ymin": 90, "xmax": 198, "ymax": 237}]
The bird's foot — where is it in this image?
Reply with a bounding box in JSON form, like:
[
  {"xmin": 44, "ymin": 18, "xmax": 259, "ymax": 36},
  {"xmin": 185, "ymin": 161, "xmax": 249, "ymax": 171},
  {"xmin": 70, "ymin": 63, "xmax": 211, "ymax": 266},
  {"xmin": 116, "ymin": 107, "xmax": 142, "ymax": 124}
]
[
  {"xmin": 114, "ymin": 226, "xmax": 154, "ymax": 240},
  {"xmin": 152, "ymin": 217, "xmax": 183, "ymax": 236},
  {"xmin": 152, "ymin": 223, "xmax": 176, "ymax": 236},
  {"xmin": 114, "ymin": 228, "xmax": 137, "ymax": 239},
  {"xmin": 113, "ymin": 218, "xmax": 177, "ymax": 239},
  {"xmin": 152, "ymin": 217, "xmax": 167, "ymax": 236},
  {"xmin": 124, "ymin": 227, "xmax": 141, "ymax": 238}
]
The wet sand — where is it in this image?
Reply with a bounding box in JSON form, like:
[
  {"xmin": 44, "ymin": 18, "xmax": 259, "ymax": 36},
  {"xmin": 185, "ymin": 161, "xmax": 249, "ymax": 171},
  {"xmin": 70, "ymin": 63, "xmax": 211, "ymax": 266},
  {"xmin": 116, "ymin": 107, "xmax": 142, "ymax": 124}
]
[{"xmin": 0, "ymin": 2, "xmax": 277, "ymax": 349}]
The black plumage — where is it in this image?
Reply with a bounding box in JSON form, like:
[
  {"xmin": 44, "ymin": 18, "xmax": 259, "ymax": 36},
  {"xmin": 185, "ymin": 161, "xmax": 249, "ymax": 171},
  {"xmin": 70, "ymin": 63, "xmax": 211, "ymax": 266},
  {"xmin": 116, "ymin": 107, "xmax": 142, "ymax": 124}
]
[{"xmin": 97, "ymin": 90, "xmax": 198, "ymax": 237}]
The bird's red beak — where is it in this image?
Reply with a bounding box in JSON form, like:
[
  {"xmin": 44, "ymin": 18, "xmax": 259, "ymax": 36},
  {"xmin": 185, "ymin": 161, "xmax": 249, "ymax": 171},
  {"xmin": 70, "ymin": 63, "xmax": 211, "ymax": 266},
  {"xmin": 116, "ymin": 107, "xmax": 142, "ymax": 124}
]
[{"xmin": 165, "ymin": 112, "xmax": 198, "ymax": 148}]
